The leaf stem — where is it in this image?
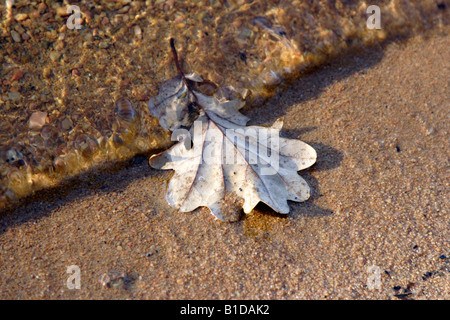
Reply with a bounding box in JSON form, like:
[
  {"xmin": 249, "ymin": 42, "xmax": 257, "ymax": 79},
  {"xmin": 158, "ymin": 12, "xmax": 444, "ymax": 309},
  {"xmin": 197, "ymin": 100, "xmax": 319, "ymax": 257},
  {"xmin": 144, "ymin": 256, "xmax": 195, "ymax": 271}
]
[
  {"xmin": 169, "ymin": 38, "xmax": 204, "ymax": 113},
  {"xmin": 170, "ymin": 38, "xmax": 187, "ymax": 83}
]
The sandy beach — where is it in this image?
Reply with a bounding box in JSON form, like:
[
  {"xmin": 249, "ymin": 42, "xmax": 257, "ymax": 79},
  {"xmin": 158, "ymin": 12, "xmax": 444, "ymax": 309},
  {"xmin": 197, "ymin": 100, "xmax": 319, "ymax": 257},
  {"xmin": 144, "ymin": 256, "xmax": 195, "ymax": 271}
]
[
  {"xmin": 1, "ymin": 0, "xmax": 446, "ymax": 210},
  {"xmin": 0, "ymin": 26, "xmax": 448, "ymax": 299}
]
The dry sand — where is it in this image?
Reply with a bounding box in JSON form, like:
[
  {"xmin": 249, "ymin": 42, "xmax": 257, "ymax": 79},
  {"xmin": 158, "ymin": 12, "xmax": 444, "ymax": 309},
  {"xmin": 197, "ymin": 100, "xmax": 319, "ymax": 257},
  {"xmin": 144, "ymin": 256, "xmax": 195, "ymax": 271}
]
[{"xmin": 0, "ymin": 29, "xmax": 448, "ymax": 299}]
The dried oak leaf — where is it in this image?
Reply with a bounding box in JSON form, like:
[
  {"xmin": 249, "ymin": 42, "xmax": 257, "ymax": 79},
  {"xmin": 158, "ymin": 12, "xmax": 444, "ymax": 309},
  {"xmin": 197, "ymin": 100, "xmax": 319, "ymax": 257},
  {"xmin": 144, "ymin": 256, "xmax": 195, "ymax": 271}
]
[
  {"xmin": 147, "ymin": 72, "xmax": 203, "ymax": 131},
  {"xmin": 148, "ymin": 73, "xmax": 316, "ymax": 222}
]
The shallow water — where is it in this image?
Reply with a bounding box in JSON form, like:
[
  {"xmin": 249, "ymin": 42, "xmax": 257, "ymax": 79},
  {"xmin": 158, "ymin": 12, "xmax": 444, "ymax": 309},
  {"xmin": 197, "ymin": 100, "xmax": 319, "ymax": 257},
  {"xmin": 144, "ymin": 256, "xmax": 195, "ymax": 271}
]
[{"xmin": 0, "ymin": 0, "xmax": 447, "ymax": 210}]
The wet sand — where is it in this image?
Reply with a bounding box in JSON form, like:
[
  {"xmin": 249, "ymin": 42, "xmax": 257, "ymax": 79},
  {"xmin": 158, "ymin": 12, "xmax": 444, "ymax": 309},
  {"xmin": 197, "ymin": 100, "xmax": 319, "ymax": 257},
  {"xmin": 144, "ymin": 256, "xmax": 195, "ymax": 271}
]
[{"xmin": 0, "ymin": 29, "xmax": 449, "ymax": 299}]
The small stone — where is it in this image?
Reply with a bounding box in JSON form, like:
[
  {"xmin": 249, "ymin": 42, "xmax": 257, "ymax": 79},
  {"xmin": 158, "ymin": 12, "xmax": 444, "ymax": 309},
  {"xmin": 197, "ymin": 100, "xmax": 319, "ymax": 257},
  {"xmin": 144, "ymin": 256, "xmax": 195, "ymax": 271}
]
[
  {"xmin": 84, "ymin": 33, "xmax": 93, "ymax": 42},
  {"xmin": 6, "ymin": 149, "xmax": 24, "ymax": 165},
  {"xmin": 42, "ymin": 12, "xmax": 53, "ymax": 21},
  {"xmin": 99, "ymin": 273, "xmax": 111, "ymax": 287},
  {"xmin": 53, "ymin": 157, "xmax": 66, "ymax": 172},
  {"xmin": 31, "ymin": 10, "xmax": 40, "ymax": 19},
  {"xmin": 15, "ymin": 13, "xmax": 28, "ymax": 21},
  {"xmin": 84, "ymin": 11, "xmax": 93, "ymax": 23},
  {"xmin": 43, "ymin": 68, "xmax": 52, "ymax": 79},
  {"xmin": 56, "ymin": 7, "xmax": 70, "ymax": 16},
  {"xmin": 11, "ymin": 30, "xmax": 21, "ymax": 42},
  {"xmin": 29, "ymin": 111, "xmax": 48, "ymax": 130},
  {"xmin": 117, "ymin": 5, "xmax": 130, "ymax": 14},
  {"xmin": 61, "ymin": 117, "xmax": 73, "ymax": 131},
  {"xmin": 8, "ymin": 91, "xmax": 21, "ymax": 101},
  {"xmin": 11, "ymin": 69, "xmax": 25, "ymax": 81},
  {"xmin": 115, "ymin": 97, "xmax": 136, "ymax": 122},
  {"xmin": 71, "ymin": 68, "xmax": 81, "ymax": 77},
  {"xmin": 38, "ymin": 2, "xmax": 46, "ymax": 12},
  {"xmin": 49, "ymin": 51, "xmax": 62, "ymax": 62},
  {"xmin": 99, "ymin": 41, "xmax": 109, "ymax": 49},
  {"xmin": 54, "ymin": 41, "xmax": 64, "ymax": 51},
  {"xmin": 6, "ymin": 0, "xmax": 14, "ymax": 9},
  {"xmin": 99, "ymin": 272, "xmax": 128, "ymax": 289},
  {"xmin": 134, "ymin": 25, "xmax": 142, "ymax": 39},
  {"xmin": 425, "ymin": 127, "xmax": 435, "ymax": 135}
]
